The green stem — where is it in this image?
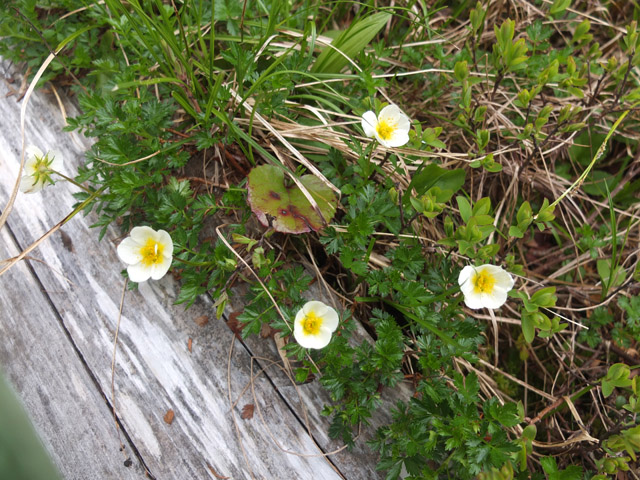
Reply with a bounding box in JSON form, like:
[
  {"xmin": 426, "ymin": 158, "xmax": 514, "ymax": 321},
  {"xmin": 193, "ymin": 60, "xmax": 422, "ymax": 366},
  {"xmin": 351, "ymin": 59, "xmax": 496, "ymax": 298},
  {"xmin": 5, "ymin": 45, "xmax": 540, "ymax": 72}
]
[
  {"xmin": 52, "ymin": 171, "xmax": 91, "ymax": 193},
  {"xmin": 545, "ymin": 101, "xmax": 640, "ymax": 214}
]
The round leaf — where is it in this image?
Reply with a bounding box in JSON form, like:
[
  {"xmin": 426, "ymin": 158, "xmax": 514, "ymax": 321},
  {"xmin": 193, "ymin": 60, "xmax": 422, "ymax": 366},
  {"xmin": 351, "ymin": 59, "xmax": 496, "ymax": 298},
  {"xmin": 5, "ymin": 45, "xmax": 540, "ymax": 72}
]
[{"xmin": 247, "ymin": 165, "xmax": 337, "ymax": 234}]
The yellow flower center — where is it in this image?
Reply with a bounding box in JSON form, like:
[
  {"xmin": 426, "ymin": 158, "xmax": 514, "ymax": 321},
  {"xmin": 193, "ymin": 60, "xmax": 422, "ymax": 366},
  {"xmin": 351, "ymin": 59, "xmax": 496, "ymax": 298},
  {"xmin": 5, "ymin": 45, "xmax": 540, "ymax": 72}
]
[
  {"xmin": 302, "ymin": 311, "xmax": 322, "ymax": 336},
  {"xmin": 140, "ymin": 238, "xmax": 164, "ymax": 266},
  {"xmin": 376, "ymin": 119, "xmax": 396, "ymax": 141},
  {"xmin": 473, "ymin": 270, "xmax": 495, "ymax": 294}
]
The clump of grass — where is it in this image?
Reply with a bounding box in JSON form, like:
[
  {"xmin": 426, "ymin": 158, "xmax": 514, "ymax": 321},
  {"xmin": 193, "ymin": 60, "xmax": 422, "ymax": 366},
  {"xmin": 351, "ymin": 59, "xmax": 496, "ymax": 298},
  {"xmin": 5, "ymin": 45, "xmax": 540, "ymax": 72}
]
[{"xmin": 2, "ymin": 0, "xmax": 640, "ymax": 477}]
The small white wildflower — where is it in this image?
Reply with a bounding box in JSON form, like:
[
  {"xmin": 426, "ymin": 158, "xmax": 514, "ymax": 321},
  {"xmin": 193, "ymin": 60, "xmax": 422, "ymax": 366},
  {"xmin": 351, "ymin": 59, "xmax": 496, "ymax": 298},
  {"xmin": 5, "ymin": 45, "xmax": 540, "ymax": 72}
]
[
  {"xmin": 19, "ymin": 146, "xmax": 62, "ymax": 194},
  {"xmin": 294, "ymin": 300, "xmax": 339, "ymax": 349},
  {"xmin": 361, "ymin": 104, "xmax": 411, "ymax": 148},
  {"xmin": 458, "ymin": 264, "xmax": 515, "ymax": 310},
  {"xmin": 116, "ymin": 226, "xmax": 173, "ymax": 282}
]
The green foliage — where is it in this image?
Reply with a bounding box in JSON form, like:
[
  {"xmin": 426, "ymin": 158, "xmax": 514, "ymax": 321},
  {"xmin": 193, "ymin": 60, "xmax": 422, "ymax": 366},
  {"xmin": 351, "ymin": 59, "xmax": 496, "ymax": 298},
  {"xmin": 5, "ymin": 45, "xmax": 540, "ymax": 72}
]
[
  {"xmin": 492, "ymin": 19, "xmax": 529, "ymax": 75},
  {"xmin": 511, "ymin": 287, "xmax": 565, "ymax": 343},
  {"xmin": 439, "ymin": 196, "xmax": 497, "ymax": 260},
  {"xmin": 312, "ymin": 12, "xmax": 391, "ymax": 74},
  {"xmin": 540, "ymin": 456, "xmax": 582, "ymax": 480},
  {"xmin": 601, "ymin": 363, "xmax": 633, "ymax": 398},
  {"xmin": 4, "ymin": 0, "xmax": 640, "ymax": 477},
  {"xmin": 370, "ymin": 373, "xmax": 521, "ymax": 479}
]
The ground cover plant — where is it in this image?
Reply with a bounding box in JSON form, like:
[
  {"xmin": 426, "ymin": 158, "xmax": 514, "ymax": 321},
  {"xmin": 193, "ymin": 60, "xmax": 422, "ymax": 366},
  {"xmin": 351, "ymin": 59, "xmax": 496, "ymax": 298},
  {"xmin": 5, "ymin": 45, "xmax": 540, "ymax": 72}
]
[{"xmin": 2, "ymin": 0, "xmax": 640, "ymax": 478}]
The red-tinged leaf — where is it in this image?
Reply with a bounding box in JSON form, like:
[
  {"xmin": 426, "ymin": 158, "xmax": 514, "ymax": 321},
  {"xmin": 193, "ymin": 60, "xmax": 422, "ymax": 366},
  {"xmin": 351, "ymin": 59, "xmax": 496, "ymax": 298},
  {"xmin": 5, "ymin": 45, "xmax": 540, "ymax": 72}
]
[{"xmin": 247, "ymin": 165, "xmax": 337, "ymax": 234}]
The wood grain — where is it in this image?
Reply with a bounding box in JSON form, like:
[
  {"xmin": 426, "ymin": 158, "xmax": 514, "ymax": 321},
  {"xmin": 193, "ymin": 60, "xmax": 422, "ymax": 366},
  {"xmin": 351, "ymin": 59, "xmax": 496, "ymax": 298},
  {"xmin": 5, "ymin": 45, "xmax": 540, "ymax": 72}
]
[
  {"xmin": 0, "ymin": 60, "xmax": 409, "ymax": 479},
  {"xmin": 0, "ymin": 224, "xmax": 146, "ymax": 480}
]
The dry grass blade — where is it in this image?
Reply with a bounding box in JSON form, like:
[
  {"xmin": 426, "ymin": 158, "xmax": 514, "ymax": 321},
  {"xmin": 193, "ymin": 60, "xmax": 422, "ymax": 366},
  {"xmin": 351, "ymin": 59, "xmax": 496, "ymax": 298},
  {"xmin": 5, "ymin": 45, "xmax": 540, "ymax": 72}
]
[{"xmin": 0, "ymin": 52, "xmax": 56, "ymax": 234}]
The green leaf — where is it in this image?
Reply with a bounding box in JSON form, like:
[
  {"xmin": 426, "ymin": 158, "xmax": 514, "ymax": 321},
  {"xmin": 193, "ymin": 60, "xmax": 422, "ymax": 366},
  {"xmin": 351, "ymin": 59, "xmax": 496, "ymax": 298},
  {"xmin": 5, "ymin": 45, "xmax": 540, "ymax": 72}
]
[
  {"xmin": 540, "ymin": 456, "xmax": 558, "ymax": 474},
  {"xmin": 457, "ymin": 196, "xmax": 472, "ymax": 223},
  {"xmin": 521, "ymin": 313, "xmax": 535, "ymax": 343},
  {"xmin": 602, "ymin": 363, "xmax": 633, "ymax": 397},
  {"xmin": 516, "ymin": 201, "xmax": 533, "ymax": 226},
  {"xmin": 421, "ymin": 127, "xmax": 447, "ymax": 149},
  {"xmin": 495, "ymin": 19, "xmax": 515, "ymax": 49},
  {"xmin": 312, "ymin": 12, "xmax": 391, "ymax": 74},
  {"xmin": 404, "ymin": 164, "xmax": 465, "ymax": 207},
  {"xmin": 535, "ymin": 198, "xmax": 556, "ymax": 224},
  {"xmin": 472, "ymin": 197, "xmax": 492, "ymax": 216},
  {"xmin": 597, "ymin": 259, "xmax": 626, "ymax": 289},
  {"xmin": 295, "ymin": 368, "xmax": 310, "ymax": 383},
  {"xmin": 477, "ymin": 243, "xmax": 500, "ymax": 259},
  {"xmin": 522, "ymin": 424, "xmax": 537, "ymax": 440},
  {"xmin": 383, "ymin": 459, "xmax": 403, "ymax": 480},
  {"xmin": 530, "ymin": 287, "xmax": 557, "ymax": 308},
  {"xmin": 572, "ymin": 19, "xmax": 591, "ymax": 44},
  {"xmin": 509, "ymin": 225, "xmax": 524, "ymax": 238},
  {"xmin": 549, "ymin": 0, "xmax": 571, "ymax": 15},
  {"xmin": 247, "ymin": 165, "xmax": 337, "ymax": 233},
  {"xmin": 454, "ymin": 60, "xmax": 468, "ymax": 82}
]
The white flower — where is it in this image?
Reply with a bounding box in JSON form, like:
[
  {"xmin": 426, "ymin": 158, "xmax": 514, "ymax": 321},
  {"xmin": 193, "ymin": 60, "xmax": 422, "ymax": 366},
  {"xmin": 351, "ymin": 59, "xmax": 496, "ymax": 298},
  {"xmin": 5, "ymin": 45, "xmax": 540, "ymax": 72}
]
[
  {"xmin": 19, "ymin": 146, "xmax": 63, "ymax": 194},
  {"xmin": 361, "ymin": 104, "xmax": 411, "ymax": 148},
  {"xmin": 294, "ymin": 301, "xmax": 339, "ymax": 349},
  {"xmin": 458, "ymin": 264, "xmax": 515, "ymax": 310},
  {"xmin": 116, "ymin": 226, "xmax": 173, "ymax": 282}
]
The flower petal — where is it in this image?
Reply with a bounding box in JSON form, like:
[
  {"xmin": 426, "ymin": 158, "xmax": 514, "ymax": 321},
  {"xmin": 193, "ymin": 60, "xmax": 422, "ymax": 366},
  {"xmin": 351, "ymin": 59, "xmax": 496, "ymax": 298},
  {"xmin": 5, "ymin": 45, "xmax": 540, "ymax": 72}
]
[
  {"xmin": 462, "ymin": 291, "xmax": 486, "ymax": 309},
  {"xmin": 149, "ymin": 256, "xmax": 172, "ymax": 280},
  {"xmin": 26, "ymin": 145, "xmax": 44, "ymax": 159},
  {"xmin": 129, "ymin": 226, "xmax": 155, "ymax": 244},
  {"xmin": 117, "ymin": 237, "xmax": 144, "ymax": 265},
  {"xmin": 295, "ymin": 326, "xmax": 332, "ymax": 349},
  {"xmin": 311, "ymin": 328, "xmax": 333, "ymax": 349},
  {"xmin": 378, "ymin": 105, "xmax": 410, "ymax": 147},
  {"xmin": 458, "ymin": 264, "xmax": 515, "ymax": 310},
  {"xmin": 293, "ymin": 300, "xmax": 340, "ymax": 348},
  {"xmin": 492, "ymin": 267, "xmax": 515, "ymax": 291},
  {"xmin": 303, "ymin": 300, "xmax": 329, "ymax": 316},
  {"xmin": 321, "ymin": 306, "xmax": 339, "ymax": 332},
  {"xmin": 23, "ymin": 154, "xmax": 39, "ymax": 176},
  {"xmin": 293, "ymin": 324, "xmax": 315, "ymax": 348},
  {"xmin": 127, "ymin": 262, "xmax": 151, "ymax": 283},
  {"xmin": 458, "ymin": 266, "xmax": 474, "ymax": 288},
  {"xmin": 117, "ymin": 226, "xmax": 174, "ymax": 282},
  {"xmin": 19, "ymin": 174, "xmax": 41, "ymax": 194},
  {"xmin": 154, "ymin": 229, "xmax": 174, "ymax": 257},
  {"xmin": 294, "ymin": 306, "xmax": 307, "ymax": 326},
  {"xmin": 48, "ymin": 150, "xmax": 63, "ymax": 171},
  {"xmin": 481, "ymin": 288, "xmax": 509, "ymax": 309},
  {"xmin": 361, "ymin": 111, "xmax": 378, "ymax": 138},
  {"xmin": 383, "ymin": 131, "xmax": 410, "ymax": 148},
  {"xmin": 378, "ymin": 104, "xmax": 403, "ymax": 122}
]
